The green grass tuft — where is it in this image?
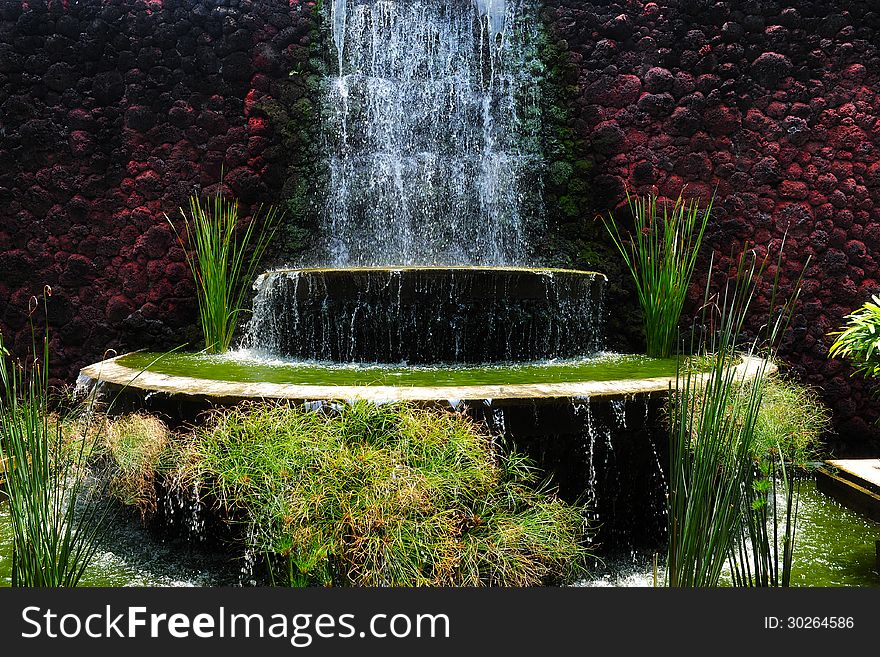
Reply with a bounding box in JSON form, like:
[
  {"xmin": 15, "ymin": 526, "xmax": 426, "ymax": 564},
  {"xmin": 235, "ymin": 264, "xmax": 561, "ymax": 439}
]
[
  {"xmin": 604, "ymin": 189, "xmax": 713, "ymax": 358},
  {"xmin": 168, "ymin": 188, "xmax": 284, "ymax": 354},
  {"xmin": 744, "ymin": 376, "xmax": 829, "ymax": 467},
  {"xmin": 94, "ymin": 414, "xmax": 171, "ymax": 518}
]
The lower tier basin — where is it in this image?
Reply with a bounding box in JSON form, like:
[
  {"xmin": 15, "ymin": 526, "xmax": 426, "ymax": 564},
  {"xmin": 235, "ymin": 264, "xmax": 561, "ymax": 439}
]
[{"xmin": 77, "ymin": 352, "xmax": 769, "ymax": 549}]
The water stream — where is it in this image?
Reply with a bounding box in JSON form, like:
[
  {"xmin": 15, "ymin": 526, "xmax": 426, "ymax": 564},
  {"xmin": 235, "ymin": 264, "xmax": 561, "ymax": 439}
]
[{"xmin": 324, "ymin": 0, "xmax": 543, "ymax": 266}]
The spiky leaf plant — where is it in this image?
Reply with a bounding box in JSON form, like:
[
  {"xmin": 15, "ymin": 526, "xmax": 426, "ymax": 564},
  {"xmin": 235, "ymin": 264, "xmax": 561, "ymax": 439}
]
[
  {"xmin": 0, "ymin": 290, "xmax": 112, "ymax": 586},
  {"xmin": 666, "ymin": 243, "xmax": 806, "ymax": 588},
  {"xmin": 604, "ymin": 189, "xmax": 713, "ymax": 358},
  {"xmin": 168, "ymin": 189, "xmax": 283, "ymax": 354}
]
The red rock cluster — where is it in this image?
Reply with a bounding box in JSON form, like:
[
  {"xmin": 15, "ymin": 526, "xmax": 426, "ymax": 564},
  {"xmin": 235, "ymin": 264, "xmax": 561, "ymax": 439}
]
[
  {"xmin": 545, "ymin": 0, "xmax": 880, "ymax": 447},
  {"xmin": 1, "ymin": 0, "xmax": 879, "ymax": 448},
  {"xmin": 0, "ymin": 0, "xmax": 315, "ymax": 383}
]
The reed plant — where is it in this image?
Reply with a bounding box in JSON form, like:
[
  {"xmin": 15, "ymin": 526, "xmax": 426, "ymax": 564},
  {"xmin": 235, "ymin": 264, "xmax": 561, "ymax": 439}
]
[
  {"xmin": 604, "ymin": 189, "xmax": 713, "ymax": 358},
  {"xmin": 665, "ymin": 244, "xmax": 806, "ymax": 587},
  {"xmin": 728, "ymin": 377, "xmax": 828, "ymax": 587},
  {"xmin": 168, "ymin": 189, "xmax": 283, "ymax": 354},
  {"xmin": 0, "ymin": 291, "xmax": 111, "ymax": 586}
]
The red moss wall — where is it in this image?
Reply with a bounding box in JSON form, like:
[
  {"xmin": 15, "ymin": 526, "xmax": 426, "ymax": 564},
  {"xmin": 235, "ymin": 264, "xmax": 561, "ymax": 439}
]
[
  {"xmin": 2, "ymin": 0, "xmax": 879, "ymax": 450},
  {"xmin": 0, "ymin": 0, "xmax": 317, "ymax": 383},
  {"xmin": 544, "ymin": 0, "xmax": 880, "ymax": 450}
]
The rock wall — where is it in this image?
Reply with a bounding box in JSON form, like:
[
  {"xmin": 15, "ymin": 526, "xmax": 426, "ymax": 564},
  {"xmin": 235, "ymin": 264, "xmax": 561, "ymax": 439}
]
[
  {"xmin": 1, "ymin": 0, "xmax": 879, "ymax": 448},
  {"xmin": 543, "ymin": 0, "xmax": 880, "ymax": 449},
  {"xmin": 0, "ymin": 0, "xmax": 321, "ymax": 383}
]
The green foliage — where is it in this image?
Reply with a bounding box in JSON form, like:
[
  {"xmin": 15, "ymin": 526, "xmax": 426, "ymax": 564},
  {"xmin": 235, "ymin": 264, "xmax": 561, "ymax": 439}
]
[
  {"xmin": 94, "ymin": 414, "xmax": 171, "ymax": 518},
  {"xmin": 0, "ymin": 293, "xmax": 111, "ymax": 587},
  {"xmin": 604, "ymin": 190, "xmax": 713, "ymax": 358},
  {"xmin": 744, "ymin": 376, "xmax": 829, "ymax": 467},
  {"xmin": 732, "ymin": 377, "xmax": 828, "ymax": 587},
  {"xmin": 666, "ymin": 245, "xmax": 806, "ymax": 588},
  {"xmin": 686, "ymin": 375, "xmax": 830, "ymax": 466},
  {"xmin": 167, "ymin": 402, "xmax": 592, "ymax": 587},
  {"xmin": 533, "ymin": 25, "xmax": 596, "ymax": 271},
  {"xmin": 168, "ymin": 189, "xmax": 284, "ymax": 354},
  {"xmin": 677, "ymin": 373, "xmax": 829, "ymax": 587},
  {"xmin": 828, "ymin": 295, "xmax": 880, "ymax": 378}
]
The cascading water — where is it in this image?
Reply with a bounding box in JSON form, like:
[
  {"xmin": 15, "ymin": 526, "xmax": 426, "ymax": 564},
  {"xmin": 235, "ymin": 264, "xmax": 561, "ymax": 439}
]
[
  {"xmin": 243, "ymin": 267, "xmax": 606, "ymax": 364},
  {"xmin": 323, "ymin": 0, "xmax": 542, "ymax": 266},
  {"xmin": 233, "ymin": 3, "xmax": 665, "ymax": 548}
]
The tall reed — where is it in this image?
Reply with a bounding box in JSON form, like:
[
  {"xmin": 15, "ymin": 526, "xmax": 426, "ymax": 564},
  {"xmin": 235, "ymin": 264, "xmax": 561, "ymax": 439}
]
[
  {"xmin": 730, "ymin": 456, "xmax": 799, "ymax": 587},
  {"xmin": 604, "ymin": 189, "xmax": 713, "ymax": 358},
  {"xmin": 0, "ymin": 291, "xmax": 111, "ymax": 586},
  {"xmin": 666, "ymin": 243, "xmax": 805, "ymax": 587},
  {"xmin": 169, "ymin": 189, "xmax": 283, "ymax": 354}
]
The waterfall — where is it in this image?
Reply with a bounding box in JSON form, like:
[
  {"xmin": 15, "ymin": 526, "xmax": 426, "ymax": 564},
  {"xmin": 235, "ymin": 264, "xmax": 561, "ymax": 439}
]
[
  {"xmin": 242, "ymin": 268, "xmax": 606, "ymax": 364},
  {"xmin": 324, "ymin": 0, "xmax": 543, "ymax": 266}
]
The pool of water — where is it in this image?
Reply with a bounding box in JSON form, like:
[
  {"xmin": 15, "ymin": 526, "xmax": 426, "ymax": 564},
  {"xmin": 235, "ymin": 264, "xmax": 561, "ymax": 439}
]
[
  {"xmin": 114, "ymin": 351, "xmax": 683, "ymax": 387},
  {"xmin": 3, "ymin": 479, "xmax": 877, "ymax": 587},
  {"xmin": 580, "ymin": 479, "xmax": 880, "ymax": 587},
  {"xmin": 0, "ymin": 503, "xmax": 241, "ymax": 587}
]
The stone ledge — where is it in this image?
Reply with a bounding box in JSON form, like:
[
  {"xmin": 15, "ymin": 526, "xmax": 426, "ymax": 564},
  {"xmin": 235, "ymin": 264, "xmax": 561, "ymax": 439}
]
[{"xmin": 78, "ymin": 354, "xmax": 773, "ymax": 403}]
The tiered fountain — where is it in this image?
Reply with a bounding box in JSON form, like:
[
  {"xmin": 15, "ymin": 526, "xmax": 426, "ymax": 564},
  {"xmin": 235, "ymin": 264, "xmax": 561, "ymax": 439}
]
[{"xmin": 80, "ymin": 0, "xmax": 678, "ymax": 547}]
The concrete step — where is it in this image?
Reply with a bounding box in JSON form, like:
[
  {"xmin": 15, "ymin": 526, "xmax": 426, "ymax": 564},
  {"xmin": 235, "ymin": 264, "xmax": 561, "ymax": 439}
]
[{"xmin": 815, "ymin": 466, "xmax": 880, "ymax": 524}]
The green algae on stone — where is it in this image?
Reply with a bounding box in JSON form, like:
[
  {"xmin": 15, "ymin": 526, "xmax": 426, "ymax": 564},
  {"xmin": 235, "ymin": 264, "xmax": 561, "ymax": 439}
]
[{"xmin": 115, "ymin": 351, "xmax": 682, "ymax": 388}]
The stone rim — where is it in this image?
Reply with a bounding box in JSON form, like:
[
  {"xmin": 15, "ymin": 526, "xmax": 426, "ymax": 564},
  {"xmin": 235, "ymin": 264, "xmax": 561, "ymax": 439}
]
[
  {"xmin": 256, "ymin": 265, "xmax": 608, "ymax": 279},
  {"xmin": 78, "ymin": 354, "xmax": 773, "ymax": 403}
]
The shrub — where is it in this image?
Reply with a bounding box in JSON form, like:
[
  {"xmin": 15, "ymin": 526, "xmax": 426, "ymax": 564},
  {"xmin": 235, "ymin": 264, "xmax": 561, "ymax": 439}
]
[
  {"xmin": 97, "ymin": 413, "xmax": 171, "ymax": 517},
  {"xmin": 677, "ymin": 374, "xmax": 829, "ymax": 467},
  {"xmin": 744, "ymin": 376, "xmax": 829, "ymax": 467},
  {"xmin": 164, "ymin": 402, "xmax": 593, "ymax": 587},
  {"xmin": 828, "ymin": 294, "xmax": 880, "ymax": 378}
]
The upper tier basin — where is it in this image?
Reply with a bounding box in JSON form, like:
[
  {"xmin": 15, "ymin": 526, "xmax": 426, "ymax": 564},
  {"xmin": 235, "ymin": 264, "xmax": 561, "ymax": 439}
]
[{"xmin": 243, "ymin": 266, "xmax": 607, "ymax": 365}]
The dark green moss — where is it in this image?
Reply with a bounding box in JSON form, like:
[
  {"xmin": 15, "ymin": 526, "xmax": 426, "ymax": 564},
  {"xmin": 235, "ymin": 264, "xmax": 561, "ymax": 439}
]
[
  {"xmin": 536, "ymin": 12, "xmax": 642, "ymax": 353},
  {"xmin": 534, "ymin": 20, "xmax": 592, "ymax": 257},
  {"xmin": 252, "ymin": 10, "xmax": 328, "ymax": 268}
]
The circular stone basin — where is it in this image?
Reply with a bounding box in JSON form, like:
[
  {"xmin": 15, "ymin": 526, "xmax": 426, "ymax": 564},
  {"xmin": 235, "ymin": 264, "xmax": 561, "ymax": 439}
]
[
  {"xmin": 78, "ymin": 351, "xmax": 769, "ymax": 403},
  {"xmin": 244, "ymin": 266, "xmax": 608, "ymax": 364}
]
